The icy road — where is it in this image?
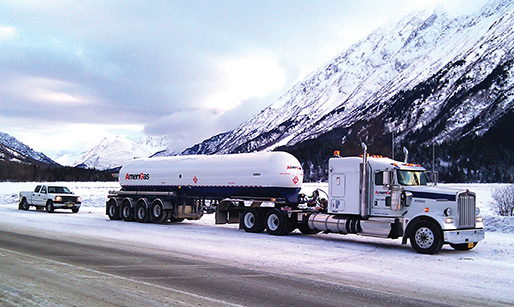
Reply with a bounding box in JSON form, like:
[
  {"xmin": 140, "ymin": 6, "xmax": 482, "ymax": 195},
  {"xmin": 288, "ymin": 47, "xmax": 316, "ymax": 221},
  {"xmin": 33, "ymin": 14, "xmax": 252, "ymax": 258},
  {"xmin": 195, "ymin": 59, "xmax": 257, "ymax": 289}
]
[{"xmin": 0, "ymin": 182, "xmax": 513, "ymax": 306}]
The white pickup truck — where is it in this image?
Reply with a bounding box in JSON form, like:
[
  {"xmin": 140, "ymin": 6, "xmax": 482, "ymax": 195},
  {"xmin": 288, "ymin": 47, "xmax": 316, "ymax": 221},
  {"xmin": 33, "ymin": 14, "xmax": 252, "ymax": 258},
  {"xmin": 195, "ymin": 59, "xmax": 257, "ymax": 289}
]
[{"xmin": 19, "ymin": 185, "xmax": 82, "ymax": 213}]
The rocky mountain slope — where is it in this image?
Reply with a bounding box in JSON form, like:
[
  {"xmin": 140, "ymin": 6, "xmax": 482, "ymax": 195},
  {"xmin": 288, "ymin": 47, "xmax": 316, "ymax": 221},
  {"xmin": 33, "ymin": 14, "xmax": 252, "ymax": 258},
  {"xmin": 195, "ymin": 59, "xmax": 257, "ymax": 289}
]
[
  {"xmin": 0, "ymin": 132, "xmax": 57, "ymax": 165},
  {"xmin": 181, "ymin": 0, "xmax": 514, "ymax": 182}
]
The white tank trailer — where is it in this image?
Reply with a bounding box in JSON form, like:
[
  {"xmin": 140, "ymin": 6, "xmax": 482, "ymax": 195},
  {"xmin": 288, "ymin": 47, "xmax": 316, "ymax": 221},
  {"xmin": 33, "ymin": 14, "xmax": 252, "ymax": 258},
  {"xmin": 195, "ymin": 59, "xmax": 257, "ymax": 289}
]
[{"xmin": 106, "ymin": 145, "xmax": 484, "ymax": 254}]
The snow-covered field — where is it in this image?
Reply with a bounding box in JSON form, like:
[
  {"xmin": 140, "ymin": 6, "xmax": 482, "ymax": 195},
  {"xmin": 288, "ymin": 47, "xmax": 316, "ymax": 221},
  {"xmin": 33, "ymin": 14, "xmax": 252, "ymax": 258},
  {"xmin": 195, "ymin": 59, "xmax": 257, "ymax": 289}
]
[{"xmin": 1, "ymin": 182, "xmax": 513, "ymax": 305}]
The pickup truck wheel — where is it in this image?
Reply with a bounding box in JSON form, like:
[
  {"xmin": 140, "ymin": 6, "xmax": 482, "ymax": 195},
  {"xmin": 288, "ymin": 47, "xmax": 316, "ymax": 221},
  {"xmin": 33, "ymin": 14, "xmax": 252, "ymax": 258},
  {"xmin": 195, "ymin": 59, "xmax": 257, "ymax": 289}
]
[
  {"xmin": 72, "ymin": 207, "xmax": 80, "ymax": 213},
  {"xmin": 410, "ymin": 221, "xmax": 443, "ymax": 254},
  {"xmin": 20, "ymin": 198, "xmax": 30, "ymax": 211},
  {"xmin": 450, "ymin": 242, "xmax": 477, "ymax": 251},
  {"xmin": 265, "ymin": 208, "xmax": 290, "ymax": 236},
  {"xmin": 45, "ymin": 201, "xmax": 54, "ymax": 213},
  {"xmin": 242, "ymin": 208, "xmax": 265, "ymax": 233}
]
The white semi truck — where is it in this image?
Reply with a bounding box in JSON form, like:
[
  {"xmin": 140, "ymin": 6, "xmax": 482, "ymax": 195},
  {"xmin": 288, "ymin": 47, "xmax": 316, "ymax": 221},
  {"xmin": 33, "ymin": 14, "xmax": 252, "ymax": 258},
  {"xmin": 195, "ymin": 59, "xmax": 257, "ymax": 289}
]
[{"xmin": 106, "ymin": 144, "xmax": 484, "ymax": 254}]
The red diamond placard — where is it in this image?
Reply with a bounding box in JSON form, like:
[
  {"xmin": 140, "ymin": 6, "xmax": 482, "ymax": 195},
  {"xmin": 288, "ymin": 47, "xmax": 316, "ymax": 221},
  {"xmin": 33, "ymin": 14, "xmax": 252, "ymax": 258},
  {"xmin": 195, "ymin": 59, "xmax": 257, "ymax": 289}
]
[
  {"xmin": 193, "ymin": 176, "xmax": 198, "ymax": 184},
  {"xmin": 292, "ymin": 176, "xmax": 299, "ymax": 184}
]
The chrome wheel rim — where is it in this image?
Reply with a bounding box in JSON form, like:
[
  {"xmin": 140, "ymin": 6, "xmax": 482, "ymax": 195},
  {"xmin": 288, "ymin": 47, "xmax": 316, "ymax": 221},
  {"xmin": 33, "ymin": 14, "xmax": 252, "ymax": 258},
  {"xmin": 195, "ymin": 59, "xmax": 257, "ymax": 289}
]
[{"xmin": 415, "ymin": 227, "xmax": 434, "ymax": 249}]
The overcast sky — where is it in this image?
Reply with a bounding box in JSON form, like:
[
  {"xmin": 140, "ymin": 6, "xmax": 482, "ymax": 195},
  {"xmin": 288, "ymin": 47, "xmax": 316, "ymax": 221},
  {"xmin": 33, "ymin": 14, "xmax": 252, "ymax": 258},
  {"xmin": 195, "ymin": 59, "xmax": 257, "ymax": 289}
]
[{"xmin": 0, "ymin": 0, "xmax": 489, "ymax": 158}]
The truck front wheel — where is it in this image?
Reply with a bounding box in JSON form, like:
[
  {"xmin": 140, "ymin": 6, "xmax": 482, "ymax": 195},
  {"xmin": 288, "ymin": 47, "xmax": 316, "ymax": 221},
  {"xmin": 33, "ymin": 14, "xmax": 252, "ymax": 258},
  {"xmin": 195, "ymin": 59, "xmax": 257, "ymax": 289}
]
[
  {"xmin": 265, "ymin": 208, "xmax": 290, "ymax": 236},
  {"xmin": 45, "ymin": 201, "xmax": 54, "ymax": 213},
  {"xmin": 410, "ymin": 221, "xmax": 443, "ymax": 254},
  {"xmin": 242, "ymin": 208, "xmax": 265, "ymax": 233}
]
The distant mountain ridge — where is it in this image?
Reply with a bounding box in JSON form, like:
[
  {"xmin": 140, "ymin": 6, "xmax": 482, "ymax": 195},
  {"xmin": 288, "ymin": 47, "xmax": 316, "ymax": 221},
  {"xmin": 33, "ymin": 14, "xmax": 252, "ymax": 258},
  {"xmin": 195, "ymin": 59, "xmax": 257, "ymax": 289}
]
[
  {"xmin": 178, "ymin": 0, "xmax": 514, "ymax": 182},
  {"xmin": 75, "ymin": 135, "xmax": 170, "ymax": 170}
]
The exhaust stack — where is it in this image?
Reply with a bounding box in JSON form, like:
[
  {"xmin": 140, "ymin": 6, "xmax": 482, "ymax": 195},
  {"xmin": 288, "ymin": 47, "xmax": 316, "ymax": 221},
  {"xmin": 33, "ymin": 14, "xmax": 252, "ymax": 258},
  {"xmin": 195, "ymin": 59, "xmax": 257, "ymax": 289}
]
[{"xmin": 361, "ymin": 143, "xmax": 369, "ymax": 219}]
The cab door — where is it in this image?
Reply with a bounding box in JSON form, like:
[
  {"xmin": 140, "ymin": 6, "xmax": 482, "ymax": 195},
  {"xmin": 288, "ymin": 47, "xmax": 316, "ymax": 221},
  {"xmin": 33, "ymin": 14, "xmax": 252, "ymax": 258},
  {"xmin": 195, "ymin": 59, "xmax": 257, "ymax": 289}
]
[{"xmin": 34, "ymin": 185, "xmax": 47, "ymax": 206}]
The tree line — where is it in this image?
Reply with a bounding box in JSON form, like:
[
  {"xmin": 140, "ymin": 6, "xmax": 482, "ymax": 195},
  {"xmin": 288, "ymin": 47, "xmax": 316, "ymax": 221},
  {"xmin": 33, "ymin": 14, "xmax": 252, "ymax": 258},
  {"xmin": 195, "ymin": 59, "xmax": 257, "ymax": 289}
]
[{"xmin": 0, "ymin": 160, "xmax": 116, "ymax": 182}]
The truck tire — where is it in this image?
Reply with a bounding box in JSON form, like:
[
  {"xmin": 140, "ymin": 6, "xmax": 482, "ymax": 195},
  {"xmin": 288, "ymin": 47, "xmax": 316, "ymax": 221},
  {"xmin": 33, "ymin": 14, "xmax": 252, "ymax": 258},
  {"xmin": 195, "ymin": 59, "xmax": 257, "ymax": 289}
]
[
  {"xmin": 45, "ymin": 201, "xmax": 54, "ymax": 213},
  {"xmin": 151, "ymin": 199, "xmax": 167, "ymax": 222},
  {"xmin": 265, "ymin": 208, "xmax": 290, "ymax": 236},
  {"xmin": 20, "ymin": 198, "xmax": 30, "ymax": 211},
  {"xmin": 121, "ymin": 201, "xmax": 134, "ymax": 221},
  {"xmin": 242, "ymin": 208, "xmax": 265, "ymax": 233},
  {"xmin": 298, "ymin": 223, "xmax": 320, "ymax": 235},
  {"xmin": 450, "ymin": 242, "xmax": 477, "ymax": 251},
  {"xmin": 409, "ymin": 221, "xmax": 443, "ymax": 254},
  {"xmin": 107, "ymin": 199, "xmax": 121, "ymax": 220},
  {"xmin": 135, "ymin": 201, "xmax": 150, "ymax": 223},
  {"xmin": 72, "ymin": 207, "xmax": 80, "ymax": 213}
]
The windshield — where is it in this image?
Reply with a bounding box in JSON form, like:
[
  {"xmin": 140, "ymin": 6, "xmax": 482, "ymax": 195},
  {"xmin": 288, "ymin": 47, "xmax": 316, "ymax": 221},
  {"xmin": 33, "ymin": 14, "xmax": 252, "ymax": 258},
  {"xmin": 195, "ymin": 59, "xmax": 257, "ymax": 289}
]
[
  {"xmin": 47, "ymin": 186, "xmax": 72, "ymax": 194},
  {"xmin": 397, "ymin": 170, "xmax": 427, "ymax": 186}
]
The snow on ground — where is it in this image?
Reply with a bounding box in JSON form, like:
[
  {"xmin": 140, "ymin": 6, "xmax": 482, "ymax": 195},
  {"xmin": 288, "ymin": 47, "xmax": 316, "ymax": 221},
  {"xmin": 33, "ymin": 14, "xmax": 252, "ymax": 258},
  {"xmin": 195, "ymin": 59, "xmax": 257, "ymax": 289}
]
[{"xmin": 1, "ymin": 182, "xmax": 513, "ymax": 304}]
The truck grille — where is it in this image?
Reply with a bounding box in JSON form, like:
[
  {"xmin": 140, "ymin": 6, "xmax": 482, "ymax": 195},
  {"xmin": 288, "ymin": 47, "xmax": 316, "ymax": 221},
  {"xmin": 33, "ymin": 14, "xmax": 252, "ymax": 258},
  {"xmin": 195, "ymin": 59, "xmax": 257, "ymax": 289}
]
[
  {"xmin": 458, "ymin": 193, "xmax": 476, "ymax": 229},
  {"xmin": 62, "ymin": 196, "xmax": 79, "ymax": 203}
]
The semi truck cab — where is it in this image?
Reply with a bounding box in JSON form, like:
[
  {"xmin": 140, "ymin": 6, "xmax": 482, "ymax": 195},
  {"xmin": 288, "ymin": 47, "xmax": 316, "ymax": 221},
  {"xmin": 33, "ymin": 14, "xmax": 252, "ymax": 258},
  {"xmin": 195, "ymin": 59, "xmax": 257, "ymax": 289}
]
[{"xmin": 325, "ymin": 146, "xmax": 484, "ymax": 254}]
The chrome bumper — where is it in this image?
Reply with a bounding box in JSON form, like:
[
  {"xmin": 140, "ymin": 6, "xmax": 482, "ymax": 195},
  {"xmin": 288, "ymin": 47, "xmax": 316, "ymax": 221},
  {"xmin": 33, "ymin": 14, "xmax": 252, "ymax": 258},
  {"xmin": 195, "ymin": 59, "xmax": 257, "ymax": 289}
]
[{"xmin": 444, "ymin": 228, "xmax": 484, "ymax": 244}]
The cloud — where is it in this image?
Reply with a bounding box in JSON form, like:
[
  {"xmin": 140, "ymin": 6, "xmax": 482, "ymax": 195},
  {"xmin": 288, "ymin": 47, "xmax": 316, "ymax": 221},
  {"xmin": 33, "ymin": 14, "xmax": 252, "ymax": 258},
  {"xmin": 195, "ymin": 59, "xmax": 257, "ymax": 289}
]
[
  {"xmin": 0, "ymin": 0, "xmax": 491, "ymax": 155},
  {"xmin": 0, "ymin": 25, "xmax": 18, "ymax": 40}
]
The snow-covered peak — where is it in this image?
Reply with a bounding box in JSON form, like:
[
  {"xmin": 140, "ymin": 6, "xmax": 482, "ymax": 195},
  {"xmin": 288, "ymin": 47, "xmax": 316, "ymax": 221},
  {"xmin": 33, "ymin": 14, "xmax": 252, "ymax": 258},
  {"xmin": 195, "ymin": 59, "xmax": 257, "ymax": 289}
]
[
  {"xmin": 181, "ymin": 0, "xmax": 514, "ymax": 156},
  {"xmin": 75, "ymin": 135, "xmax": 170, "ymax": 170}
]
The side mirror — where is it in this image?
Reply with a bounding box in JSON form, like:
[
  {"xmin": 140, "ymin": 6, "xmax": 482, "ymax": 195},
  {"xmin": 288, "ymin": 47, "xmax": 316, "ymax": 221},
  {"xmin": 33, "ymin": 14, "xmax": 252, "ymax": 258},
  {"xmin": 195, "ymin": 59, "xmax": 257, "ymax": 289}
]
[{"xmin": 383, "ymin": 170, "xmax": 391, "ymax": 186}]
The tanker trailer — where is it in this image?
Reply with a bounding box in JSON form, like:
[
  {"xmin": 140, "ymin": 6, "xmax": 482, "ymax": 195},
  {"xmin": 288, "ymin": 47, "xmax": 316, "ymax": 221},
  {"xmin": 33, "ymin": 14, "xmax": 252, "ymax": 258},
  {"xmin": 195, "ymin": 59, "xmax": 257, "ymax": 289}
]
[{"xmin": 107, "ymin": 151, "xmax": 304, "ymax": 230}]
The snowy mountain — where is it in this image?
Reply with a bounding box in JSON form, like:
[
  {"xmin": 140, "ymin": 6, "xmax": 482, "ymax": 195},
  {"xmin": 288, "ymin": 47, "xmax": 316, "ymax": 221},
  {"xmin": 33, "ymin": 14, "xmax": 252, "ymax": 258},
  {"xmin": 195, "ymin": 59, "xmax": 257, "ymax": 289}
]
[
  {"xmin": 181, "ymin": 0, "xmax": 514, "ymax": 182},
  {"xmin": 76, "ymin": 135, "xmax": 170, "ymax": 170},
  {"xmin": 0, "ymin": 132, "xmax": 57, "ymax": 165}
]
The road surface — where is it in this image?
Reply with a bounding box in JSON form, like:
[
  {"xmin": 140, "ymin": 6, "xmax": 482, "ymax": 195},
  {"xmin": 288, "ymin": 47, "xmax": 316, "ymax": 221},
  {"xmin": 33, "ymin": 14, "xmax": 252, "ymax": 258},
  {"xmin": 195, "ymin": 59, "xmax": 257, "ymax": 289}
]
[{"xmin": 0, "ymin": 228, "xmax": 450, "ymax": 307}]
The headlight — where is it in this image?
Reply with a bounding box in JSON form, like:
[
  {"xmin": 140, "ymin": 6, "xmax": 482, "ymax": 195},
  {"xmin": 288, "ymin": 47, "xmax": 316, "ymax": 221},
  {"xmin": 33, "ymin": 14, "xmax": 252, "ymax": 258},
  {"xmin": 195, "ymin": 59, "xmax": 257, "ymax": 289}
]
[
  {"xmin": 77, "ymin": 196, "xmax": 82, "ymax": 203},
  {"xmin": 55, "ymin": 196, "xmax": 62, "ymax": 202},
  {"xmin": 445, "ymin": 217, "xmax": 455, "ymax": 223},
  {"xmin": 475, "ymin": 207, "xmax": 480, "ymax": 215},
  {"xmin": 444, "ymin": 208, "xmax": 452, "ymax": 216}
]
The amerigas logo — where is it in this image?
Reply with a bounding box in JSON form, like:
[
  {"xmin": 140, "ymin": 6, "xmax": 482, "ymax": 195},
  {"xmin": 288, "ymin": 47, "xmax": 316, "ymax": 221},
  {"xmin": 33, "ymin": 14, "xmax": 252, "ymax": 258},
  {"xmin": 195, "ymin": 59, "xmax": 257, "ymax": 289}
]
[{"xmin": 125, "ymin": 173, "xmax": 150, "ymax": 180}]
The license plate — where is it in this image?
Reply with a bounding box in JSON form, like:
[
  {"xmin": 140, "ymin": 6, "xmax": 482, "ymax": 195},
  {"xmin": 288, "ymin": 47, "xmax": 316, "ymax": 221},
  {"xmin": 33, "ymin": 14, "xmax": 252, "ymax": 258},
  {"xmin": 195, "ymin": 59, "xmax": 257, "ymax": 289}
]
[{"xmin": 67, "ymin": 203, "xmax": 73, "ymax": 207}]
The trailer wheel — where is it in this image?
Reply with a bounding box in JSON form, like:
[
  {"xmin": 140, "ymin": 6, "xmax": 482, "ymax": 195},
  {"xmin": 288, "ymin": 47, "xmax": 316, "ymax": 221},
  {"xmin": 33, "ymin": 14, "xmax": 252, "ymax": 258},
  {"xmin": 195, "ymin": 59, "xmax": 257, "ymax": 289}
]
[
  {"xmin": 45, "ymin": 200, "xmax": 54, "ymax": 213},
  {"xmin": 135, "ymin": 201, "xmax": 150, "ymax": 223},
  {"xmin": 107, "ymin": 199, "xmax": 121, "ymax": 220},
  {"xmin": 450, "ymin": 242, "xmax": 478, "ymax": 251},
  {"xmin": 242, "ymin": 208, "xmax": 265, "ymax": 233},
  {"xmin": 265, "ymin": 208, "xmax": 290, "ymax": 236},
  {"xmin": 121, "ymin": 201, "xmax": 134, "ymax": 221},
  {"xmin": 151, "ymin": 199, "xmax": 167, "ymax": 222},
  {"xmin": 409, "ymin": 221, "xmax": 443, "ymax": 254}
]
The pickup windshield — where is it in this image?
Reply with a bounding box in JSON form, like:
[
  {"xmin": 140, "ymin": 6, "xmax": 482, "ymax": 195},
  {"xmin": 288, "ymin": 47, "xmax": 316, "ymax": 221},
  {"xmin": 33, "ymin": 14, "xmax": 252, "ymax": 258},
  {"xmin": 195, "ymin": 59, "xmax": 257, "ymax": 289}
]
[
  {"xmin": 397, "ymin": 170, "xmax": 427, "ymax": 186},
  {"xmin": 47, "ymin": 186, "xmax": 72, "ymax": 194}
]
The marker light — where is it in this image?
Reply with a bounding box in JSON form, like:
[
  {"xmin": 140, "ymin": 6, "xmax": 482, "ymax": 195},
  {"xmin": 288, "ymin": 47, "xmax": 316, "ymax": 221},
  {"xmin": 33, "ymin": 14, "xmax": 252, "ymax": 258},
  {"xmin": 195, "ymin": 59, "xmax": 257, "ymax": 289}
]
[
  {"xmin": 445, "ymin": 217, "xmax": 455, "ymax": 223},
  {"xmin": 424, "ymin": 208, "xmax": 429, "ymax": 212}
]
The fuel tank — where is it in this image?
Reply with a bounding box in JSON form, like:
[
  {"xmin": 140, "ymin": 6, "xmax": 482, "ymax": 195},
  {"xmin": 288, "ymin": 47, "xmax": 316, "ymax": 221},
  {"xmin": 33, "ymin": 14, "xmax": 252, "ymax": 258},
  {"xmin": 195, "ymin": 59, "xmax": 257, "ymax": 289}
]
[{"xmin": 119, "ymin": 152, "xmax": 303, "ymax": 203}]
